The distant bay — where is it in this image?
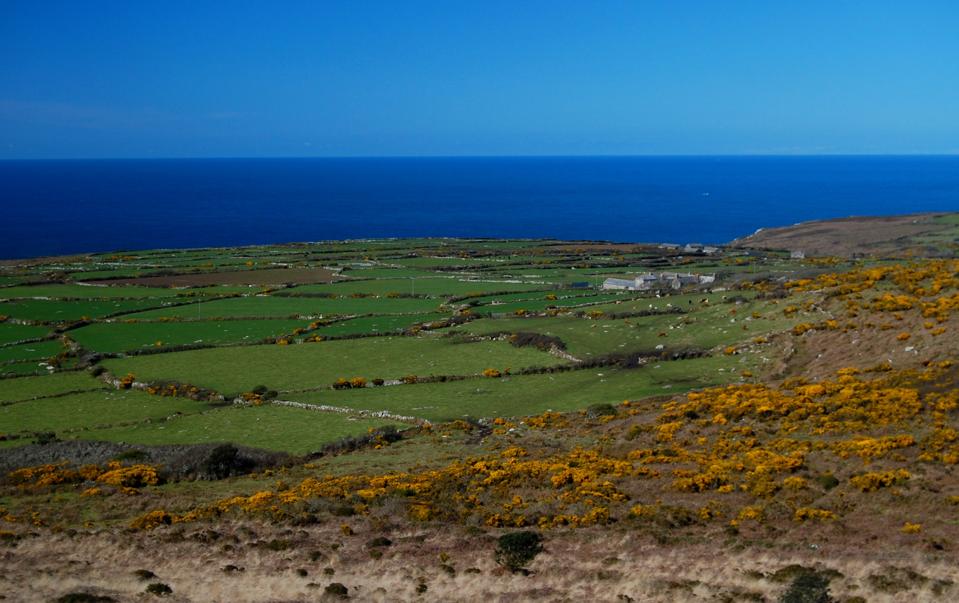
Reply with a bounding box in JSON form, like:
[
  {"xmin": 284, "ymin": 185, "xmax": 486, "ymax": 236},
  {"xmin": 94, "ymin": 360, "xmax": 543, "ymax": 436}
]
[{"xmin": 1, "ymin": 155, "xmax": 957, "ymax": 259}]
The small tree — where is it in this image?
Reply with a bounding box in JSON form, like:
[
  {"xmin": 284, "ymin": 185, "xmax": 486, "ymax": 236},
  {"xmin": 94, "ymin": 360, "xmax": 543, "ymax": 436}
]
[
  {"xmin": 494, "ymin": 531, "xmax": 543, "ymax": 573},
  {"xmin": 202, "ymin": 444, "xmax": 252, "ymax": 479}
]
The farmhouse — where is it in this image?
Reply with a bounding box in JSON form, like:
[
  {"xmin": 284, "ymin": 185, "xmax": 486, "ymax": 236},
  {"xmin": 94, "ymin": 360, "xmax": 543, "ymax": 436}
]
[
  {"xmin": 601, "ymin": 272, "xmax": 717, "ymax": 291},
  {"xmin": 683, "ymin": 243, "xmax": 721, "ymax": 255},
  {"xmin": 601, "ymin": 278, "xmax": 635, "ymax": 290}
]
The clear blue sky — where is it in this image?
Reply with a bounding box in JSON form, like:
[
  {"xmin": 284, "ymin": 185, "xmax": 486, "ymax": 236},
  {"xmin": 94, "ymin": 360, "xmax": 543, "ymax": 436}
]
[{"xmin": 2, "ymin": 0, "xmax": 957, "ymax": 158}]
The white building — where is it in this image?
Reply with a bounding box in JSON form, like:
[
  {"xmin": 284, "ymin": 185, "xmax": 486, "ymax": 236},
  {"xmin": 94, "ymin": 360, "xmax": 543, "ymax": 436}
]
[
  {"xmin": 602, "ymin": 278, "xmax": 635, "ymax": 290},
  {"xmin": 602, "ymin": 272, "xmax": 717, "ymax": 291}
]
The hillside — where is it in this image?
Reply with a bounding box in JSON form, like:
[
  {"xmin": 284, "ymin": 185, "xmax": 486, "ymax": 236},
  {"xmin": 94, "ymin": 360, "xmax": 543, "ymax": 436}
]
[
  {"xmin": 731, "ymin": 212, "xmax": 959, "ymax": 258},
  {"xmin": 0, "ymin": 222, "xmax": 958, "ymax": 602}
]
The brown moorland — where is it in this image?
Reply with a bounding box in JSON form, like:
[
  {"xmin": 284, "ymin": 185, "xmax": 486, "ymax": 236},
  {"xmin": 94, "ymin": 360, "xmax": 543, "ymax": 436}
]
[{"xmin": 731, "ymin": 212, "xmax": 957, "ymax": 258}]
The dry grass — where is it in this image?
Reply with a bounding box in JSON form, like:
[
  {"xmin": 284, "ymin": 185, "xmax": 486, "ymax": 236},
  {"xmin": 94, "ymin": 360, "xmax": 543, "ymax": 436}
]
[{"xmin": 3, "ymin": 520, "xmax": 957, "ymax": 602}]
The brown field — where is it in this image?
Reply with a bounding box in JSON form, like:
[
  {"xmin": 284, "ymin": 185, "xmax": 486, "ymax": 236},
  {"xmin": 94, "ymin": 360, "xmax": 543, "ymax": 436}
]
[
  {"xmin": 84, "ymin": 267, "xmax": 339, "ymax": 287},
  {"xmin": 730, "ymin": 212, "xmax": 954, "ymax": 257}
]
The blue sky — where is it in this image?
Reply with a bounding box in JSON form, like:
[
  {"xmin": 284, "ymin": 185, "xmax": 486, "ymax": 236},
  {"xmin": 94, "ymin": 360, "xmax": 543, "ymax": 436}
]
[{"xmin": 2, "ymin": 1, "xmax": 958, "ymax": 158}]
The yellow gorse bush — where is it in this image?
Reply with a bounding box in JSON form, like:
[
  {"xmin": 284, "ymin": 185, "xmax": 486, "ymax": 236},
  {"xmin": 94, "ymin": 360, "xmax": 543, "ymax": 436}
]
[{"xmin": 8, "ymin": 461, "xmax": 161, "ymax": 491}]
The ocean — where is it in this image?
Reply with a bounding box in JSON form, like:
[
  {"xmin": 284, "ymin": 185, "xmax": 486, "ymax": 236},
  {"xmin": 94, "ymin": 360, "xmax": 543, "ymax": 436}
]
[{"xmin": 1, "ymin": 155, "xmax": 957, "ymax": 259}]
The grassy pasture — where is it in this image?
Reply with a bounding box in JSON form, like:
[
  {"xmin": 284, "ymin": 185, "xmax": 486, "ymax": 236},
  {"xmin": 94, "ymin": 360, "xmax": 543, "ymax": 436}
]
[
  {"xmin": 0, "ymin": 284, "xmax": 179, "ymax": 299},
  {"xmin": 472, "ymin": 291, "xmax": 645, "ymax": 315},
  {"xmin": 74, "ymin": 405, "xmax": 393, "ymax": 454},
  {"xmin": 69, "ymin": 319, "xmax": 311, "ymax": 353},
  {"xmin": 454, "ymin": 295, "xmax": 806, "ymax": 356},
  {"xmin": 0, "ymin": 237, "xmax": 824, "ymax": 454},
  {"xmin": 389, "ymin": 256, "xmax": 500, "ymax": 268},
  {"xmin": 286, "ymin": 277, "xmax": 549, "ymax": 297},
  {"xmin": 0, "ymin": 362, "xmax": 54, "ymax": 378},
  {"xmin": 0, "ymin": 372, "xmax": 105, "ymax": 403},
  {"xmin": 450, "ymin": 315, "xmax": 676, "ymax": 358},
  {"xmin": 0, "ymin": 339, "xmax": 65, "ymax": 364},
  {"xmin": 466, "ymin": 289, "xmax": 604, "ymax": 307},
  {"xmin": 480, "ymin": 267, "xmax": 611, "ymax": 285},
  {"xmin": 0, "ymin": 388, "xmax": 212, "ymax": 437},
  {"xmin": 315, "ymin": 312, "xmax": 449, "ymax": 337},
  {"xmin": 335, "ymin": 267, "xmax": 442, "ymax": 279},
  {"xmin": 0, "ymin": 276, "xmax": 34, "ymax": 286},
  {"xmin": 584, "ymin": 291, "xmax": 743, "ymax": 314},
  {"xmin": 0, "ymin": 298, "xmax": 170, "ymax": 322},
  {"xmin": 102, "ymin": 336, "xmax": 562, "ymax": 395},
  {"xmin": 287, "ymin": 355, "xmax": 744, "ymax": 422},
  {"xmin": 0, "ymin": 323, "xmax": 50, "ymax": 345},
  {"xmin": 126, "ymin": 295, "xmax": 443, "ymax": 320}
]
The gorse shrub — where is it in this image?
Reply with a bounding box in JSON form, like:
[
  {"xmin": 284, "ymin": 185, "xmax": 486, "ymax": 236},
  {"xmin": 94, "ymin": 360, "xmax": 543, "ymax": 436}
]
[
  {"xmin": 55, "ymin": 594, "xmax": 116, "ymax": 603},
  {"xmin": 201, "ymin": 444, "xmax": 254, "ymax": 480},
  {"xmin": 779, "ymin": 571, "xmax": 834, "ymax": 603},
  {"xmin": 145, "ymin": 582, "xmax": 172, "ymax": 596},
  {"xmin": 324, "ymin": 582, "xmax": 349, "ymax": 598},
  {"xmin": 494, "ymin": 531, "xmax": 543, "ymax": 573},
  {"xmin": 586, "ymin": 403, "xmax": 617, "ymax": 418}
]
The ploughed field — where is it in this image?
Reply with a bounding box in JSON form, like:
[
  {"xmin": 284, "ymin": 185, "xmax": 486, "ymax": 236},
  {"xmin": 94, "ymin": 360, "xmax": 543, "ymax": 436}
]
[{"xmin": 0, "ymin": 238, "xmax": 819, "ymax": 454}]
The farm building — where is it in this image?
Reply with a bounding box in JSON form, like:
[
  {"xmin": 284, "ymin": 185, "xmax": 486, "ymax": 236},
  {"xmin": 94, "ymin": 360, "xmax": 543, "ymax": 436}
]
[
  {"xmin": 601, "ymin": 272, "xmax": 717, "ymax": 291},
  {"xmin": 683, "ymin": 244, "xmax": 721, "ymax": 255},
  {"xmin": 602, "ymin": 278, "xmax": 635, "ymax": 290}
]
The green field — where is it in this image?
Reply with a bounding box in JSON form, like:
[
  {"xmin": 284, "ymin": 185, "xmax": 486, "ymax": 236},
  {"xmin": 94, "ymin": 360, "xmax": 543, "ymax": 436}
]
[
  {"xmin": 0, "ymin": 323, "xmax": 50, "ymax": 345},
  {"xmin": 287, "ymin": 356, "xmax": 743, "ymax": 422},
  {"xmin": 0, "ymin": 298, "xmax": 171, "ymax": 322},
  {"xmin": 469, "ymin": 291, "xmax": 646, "ymax": 314},
  {"xmin": 0, "ymin": 372, "xmax": 106, "ymax": 403},
  {"xmin": 0, "ymin": 339, "xmax": 65, "ymax": 363},
  {"xmin": 314, "ymin": 312, "xmax": 449, "ymax": 337},
  {"xmin": 102, "ymin": 336, "xmax": 561, "ymax": 394},
  {"xmin": 0, "ymin": 388, "xmax": 212, "ymax": 436},
  {"xmin": 126, "ymin": 295, "xmax": 443, "ymax": 319},
  {"xmin": 0, "ymin": 284, "xmax": 180, "ymax": 299},
  {"xmin": 69, "ymin": 318, "xmax": 311, "ymax": 353},
  {"xmin": 452, "ymin": 295, "xmax": 801, "ymax": 357},
  {"xmin": 0, "ymin": 237, "xmax": 813, "ymax": 453},
  {"xmin": 71, "ymin": 405, "xmax": 394, "ymax": 454},
  {"xmin": 285, "ymin": 277, "xmax": 549, "ymax": 297},
  {"xmin": 465, "ymin": 289, "xmax": 598, "ymax": 306}
]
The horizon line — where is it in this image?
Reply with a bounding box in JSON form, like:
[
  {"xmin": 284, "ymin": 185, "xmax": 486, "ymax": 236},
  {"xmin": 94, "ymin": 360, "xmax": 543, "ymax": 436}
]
[{"xmin": 3, "ymin": 152, "xmax": 959, "ymax": 161}]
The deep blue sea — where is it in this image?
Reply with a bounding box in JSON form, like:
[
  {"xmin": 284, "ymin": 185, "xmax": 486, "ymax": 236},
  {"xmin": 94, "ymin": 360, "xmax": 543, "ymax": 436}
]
[{"xmin": 2, "ymin": 156, "xmax": 958, "ymax": 259}]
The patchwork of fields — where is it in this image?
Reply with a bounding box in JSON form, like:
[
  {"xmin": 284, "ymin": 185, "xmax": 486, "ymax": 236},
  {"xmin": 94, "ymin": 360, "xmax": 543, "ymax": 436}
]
[{"xmin": 0, "ymin": 238, "xmax": 825, "ymax": 454}]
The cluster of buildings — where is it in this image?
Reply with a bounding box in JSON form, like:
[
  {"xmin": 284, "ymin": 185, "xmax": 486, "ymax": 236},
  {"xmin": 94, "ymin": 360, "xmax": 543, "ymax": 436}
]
[
  {"xmin": 602, "ymin": 271, "xmax": 717, "ymax": 291},
  {"xmin": 658, "ymin": 243, "xmax": 721, "ymax": 255}
]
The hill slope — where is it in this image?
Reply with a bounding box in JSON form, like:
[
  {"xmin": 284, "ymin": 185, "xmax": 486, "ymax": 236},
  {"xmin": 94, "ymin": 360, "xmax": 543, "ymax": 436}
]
[{"xmin": 731, "ymin": 212, "xmax": 959, "ymax": 258}]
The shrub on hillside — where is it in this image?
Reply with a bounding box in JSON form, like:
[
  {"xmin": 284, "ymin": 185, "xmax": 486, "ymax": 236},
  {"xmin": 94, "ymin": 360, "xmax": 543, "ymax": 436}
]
[
  {"xmin": 145, "ymin": 582, "xmax": 172, "ymax": 596},
  {"xmin": 585, "ymin": 403, "xmax": 617, "ymax": 419},
  {"xmin": 779, "ymin": 571, "xmax": 834, "ymax": 603},
  {"xmin": 494, "ymin": 531, "xmax": 544, "ymax": 573},
  {"xmin": 55, "ymin": 594, "xmax": 117, "ymax": 603},
  {"xmin": 508, "ymin": 332, "xmax": 566, "ymax": 351},
  {"xmin": 201, "ymin": 444, "xmax": 254, "ymax": 480}
]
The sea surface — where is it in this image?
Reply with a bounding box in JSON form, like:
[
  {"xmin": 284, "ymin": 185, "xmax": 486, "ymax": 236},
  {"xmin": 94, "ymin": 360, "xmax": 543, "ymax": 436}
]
[{"xmin": 1, "ymin": 156, "xmax": 958, "ymax": 259}]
